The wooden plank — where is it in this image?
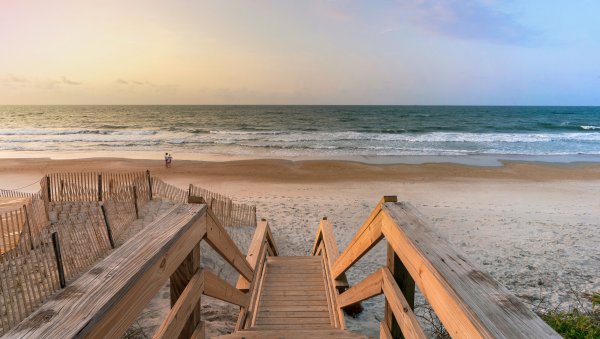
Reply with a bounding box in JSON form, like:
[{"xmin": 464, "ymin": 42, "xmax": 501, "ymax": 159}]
[
  {"xmin": 381, "ymin": 202, "xmax": 560, "ymax": 339},
  {"xmin": 251, "ymin": 324, "xmax": 336, "ymax": 331},
  {"xmin": 255, "ymin": 317, "xmax": 332, "ymax": 325},
  {"xmin": 190, "ymin": 321, "xmax": 205, "ymax": 339},
  {"xmin": 330, "ymin": 197, "xmax": 395, "ymax": 279},
  {"xmin": 263, "ymin": 284, "xmax": 325, "ymax": 291},
  {"xmin": 4, "ymin": 204, "xmax": 207, "ymax": 338},
  {"xmin": 263, "ymin": 281, "xmax": 325, "ymax": 288},
  {"xmin": 170, "ymin": 244, "xmax": 201, "ymax": 339},
  {"xmin": 257, "ymin": 311, "xmax": 331, "ymax": 318},
  {"xmin": 381, "ymin": 268, "xmax": 426, "ymax": 339},
  {"xmin": 258, "ymin": 305, "xmax": 330, "ymax": 312},
  {"xmin": 154, "ymin": 270, "xmax": 204, "ymax": 339},
  {"xmin": 204, "ymin": 208, "xmax": 253, "ymax": 282},
  {"xmin": 380, "ymin": 322, "xmax": 393, "ymax": 339},
  {"xmin": 259, "ymin": 295, "xmax": 327, "ymax": 302},
  {"xmin": 235, "ymin": 220, "xmax": 268, "ymax": 290},
  {"xmin": 385, "ymin": 243, "xmax": 415, "ymax": 338},
  {"xmin": 259, "ymin": 299, "xmax": 329, "ymax": 307},
  {"xmin": 203, "ymin": 270, "xmax": 249, "ymax": 308},
  {"xmin": 260, "ymin": 290, "xmax": 325, "ymax": 296},
  {"xmin": 338, "ymin": 268, "xmax": 383, "ymax": 308}
]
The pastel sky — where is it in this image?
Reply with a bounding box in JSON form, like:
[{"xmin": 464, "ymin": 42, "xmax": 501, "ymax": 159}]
[{"xmin": 1, "ymin": 0, "xmax": 599, "ymax": 105}]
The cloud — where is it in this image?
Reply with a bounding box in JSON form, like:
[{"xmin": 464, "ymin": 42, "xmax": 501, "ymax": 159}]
[
  {"xmin": 61, "ymin": 76, "xmax": 82, "ymax": 85},
  {"xmin": 117, "ymin": 78, "xmax": 157, "ymax": 87},
  {"xmin": 3, "ymin": 74, "xmax": 28, "ymax": 83},
  {"xmin": 398, "ymin": 0, "xmax": 539, "ymax": 46}
]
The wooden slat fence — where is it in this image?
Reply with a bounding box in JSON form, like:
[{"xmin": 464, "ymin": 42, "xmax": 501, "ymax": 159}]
[
  {"xmin": 0, "ymin": 205, "xmax": 60, "ymax": 336},
  {"xmin": 189, "ymin": 184, "xmax": 257, "ymax": 228},
  {"xmin": 150, "ymin": 176, "xmax": 188, "ymax": 203},
  {"xmin": 102, "ymin": 186, "xmax": 137, "ymax": 242},
  {"xmin": 44, "ymin": 172, "xmax": 151, "ymax": 210},
  {"xmin": 49, "ymin": 203, "xmax": 112, "ymax": 282}
]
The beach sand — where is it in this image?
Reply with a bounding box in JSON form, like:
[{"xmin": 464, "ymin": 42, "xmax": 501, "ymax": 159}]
[{"xmin": 1, "ymin": 157, "xmax": 599, "ymax": 337}]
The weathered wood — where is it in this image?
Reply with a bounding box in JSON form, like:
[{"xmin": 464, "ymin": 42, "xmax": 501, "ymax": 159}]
[
  {"xmin": 381, "ymin": 268, "xmax": 426, "ymax": 339},
  {"xmin": 133, "ymin": 185, "xmax": 139, "ymax": 218},
  {"xmin": 146, "ymin": 170, "xmax": 153, "ymax": 200},
  {"xmin": 97, "ymin": 174, "xmax": 102, "ymax": 201},
  {"xmin": 154, "ymin": 269, "xmax": 204, "ymax": 339},
  {"xmin": 203, "ymin": 270, "xmax": 249, "ymax": 307},
  {"xmin": 236, "ymin": 219, "xmax": 276, "ymax": 291},
  {"xmin": 381, "ymin": 202, "xmax": 560, "ymax": 338},
  {"xmin": 385, "ymin": 243, "xmax": 415, "ymax": 339},
  {"xmin": 204, "ymin": 208, "xmax": 253, "ymax": 282},
  {"xmin": 51, "ymin": 231, "xmax": 66, "ymax": 289},
  {"xmin": 100, "ymin": 205, "xmax": 115, "ymax": 249},
  {"xmin": 190, "ymin": 321, "xmax": 205, "ymax": 339},
  {"xmin": 170, "ymin": 244, "xmax": 201, "ymax": 339},
  {"xmin": 4, "ymin": 204, "xmax": 207, "ymax": 338},
  {"xmin": 331, "ymin": 211, "xmax": 385, "ymax": 279},
  {"xmin": 380, "ymin": 322, "xmax": 393, "ymax": 339},
  {"xmin": 338, "ymin": 268, "xmax": 383, "ymax": 308}
]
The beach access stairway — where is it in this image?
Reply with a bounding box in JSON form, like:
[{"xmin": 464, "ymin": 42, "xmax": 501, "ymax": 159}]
[{"xmin": 3, "ymin": 196, "xmax": 560, "ymax": 338}]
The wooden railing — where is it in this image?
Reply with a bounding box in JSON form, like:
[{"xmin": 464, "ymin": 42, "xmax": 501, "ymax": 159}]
[
  {"xmin": 3, "ymin": 199, "xmax": 268, "ymax": 338},
  {"xmin": 234, "ymin": 218, "xmax": 278, "ymax": 330},
  {"xmin": 318, "ymin": 196, "xmax": 560, "ymax": 338}
]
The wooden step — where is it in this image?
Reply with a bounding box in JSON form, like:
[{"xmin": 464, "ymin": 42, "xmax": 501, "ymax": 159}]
[
  {"xmin": 253, "ymin": 256, "xmax": 334, "ymax": 330},
  {"xmin": 213, "ymin": 329, "xmax": 368, "ymax": 339}
]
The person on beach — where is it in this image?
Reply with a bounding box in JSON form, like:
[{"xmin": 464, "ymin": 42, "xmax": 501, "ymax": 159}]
[
  {"xmin": 164, "ymin": 152, "xmax": 169, "ymax": 168},
  {"xmin": 167, "ymin": 153, "xmax": 173, "ymax": 168}
]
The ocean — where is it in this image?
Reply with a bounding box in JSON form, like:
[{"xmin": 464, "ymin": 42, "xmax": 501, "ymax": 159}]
[{"xmin": 1, "ymin": 105, "xmax": 599, "ymax": 160}]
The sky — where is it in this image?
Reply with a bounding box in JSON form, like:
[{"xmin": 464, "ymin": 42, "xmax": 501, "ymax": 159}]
[{"xmin": 0, "ymin": 0, "xmax": 599, "ymax": 105}]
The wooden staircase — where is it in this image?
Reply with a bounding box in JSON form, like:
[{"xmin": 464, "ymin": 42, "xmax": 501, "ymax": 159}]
[
  {"xmin": 215, "ymin": 256, "xmax": 367, "ymax": 338},
  {"xmin": 217, "ymin": 257, "xmax": 365, "ymax": 338},
  {"xmin": 5, "ymin": 196, "xmax": 560, "ymax": 339}
]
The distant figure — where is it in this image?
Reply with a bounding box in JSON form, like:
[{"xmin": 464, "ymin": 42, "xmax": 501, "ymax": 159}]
[
  {"xmin": 167, "ymin": 153, "xmax": 173, "ymax": 168},
  {"xmin": 164, "ymin": 152, "xmax": 170, "ymax": 168}
]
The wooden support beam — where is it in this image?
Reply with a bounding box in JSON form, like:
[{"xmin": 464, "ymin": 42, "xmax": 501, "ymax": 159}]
[
  {"xmin": 203, "ymin": 271, "xmax": 249, "ymax": 307},
  {"xmin": 133, "ymin": 186, "xmax": 139, "ymax": 219},
  {"xmin": 381, "ymin": 268, "xmax": 426, "ymax": 339},
  {"xmin": 98, "ymin": 174, "xmax": 103, "ymax": 201},
  {"xmin": 154, "ymin": 269, "xmax": 204, "ymax": 339},
  {"xmin": 235, "ymin": 219, "xmax": 277, "ymax": 291},
  {"xmin": 146, "ymin": 170, "xmax": 153, "ymax": 200},
  {"xmin": 381, "ymin": 202, "xmax": 560, "ymax": 339},
  {"xmin": 331, "ymin": 206, "xmax": 387, "ymax": 279},
  {"xmin": 380, "ymin": 322, "xmax": 393, "ymax": 339},
  {"xmin": 385, "ymin": 243, "xmax": 415, "ymax": 339},
  {"xmin": 170, "ymin": 244, "xmax": 201, "ymax": 339},
  {"xmin": 337, "ymin": 268, "xmax": 383, "ymax": 308},
  {"xmin": 100, "ymin": 205, "xmax": 115, "ymax": 249},
  {"xmin": 204, "ymin": 208, "xmax": 253, "ymax": 282},
  {"xmin": 51, "ymin": 231, "xmax": 66, "ymax": 289}
]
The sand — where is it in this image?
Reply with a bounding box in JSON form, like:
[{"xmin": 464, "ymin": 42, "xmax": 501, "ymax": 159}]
[{"xmin": 0, "ymin": 157, "xmax": 599, "ymax": 337}]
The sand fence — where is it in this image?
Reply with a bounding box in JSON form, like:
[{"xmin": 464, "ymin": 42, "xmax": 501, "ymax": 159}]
[{"xmin": 0, "ymin": 171, "xmax": 257, "ymax": 335}]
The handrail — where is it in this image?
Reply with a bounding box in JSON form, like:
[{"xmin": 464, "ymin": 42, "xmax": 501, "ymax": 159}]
[
  {"xmin": 234, "ymin": 218, "xmax": 279, "ymax": 330},
  {"xmin": 325, "ymin": 196, "xmax": 560, "ymax": 338},
  {"xmin": 3, "ymin": 200, "xmax": 263, "ymax": 339}
]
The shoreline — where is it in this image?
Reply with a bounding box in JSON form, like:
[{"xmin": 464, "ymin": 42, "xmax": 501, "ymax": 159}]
[
  {"xmin": 0, "ymin": 156, "xmax": 599, "ymax": 192},
  {"xmin": 3, "ymin": 150, "xmax": 600, "ymax": 167}
]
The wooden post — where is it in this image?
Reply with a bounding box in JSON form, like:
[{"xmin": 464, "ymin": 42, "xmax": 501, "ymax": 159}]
[
  {"xmin": 98, "ymin": 174, "xmax": 103, "ymax": 201},
  {"xmin": 133, "ymin": 186, "xmax": 139, "ymax": 219},
  {"xmin": 46, "ymin": 175, "xmax": 52, "ymax": 203},
  {"xmin": 385, "ymin": 244, "xmax": 415, "ymax": 339},
  {"xmin": 51, "ymin": 231, "xmax": 66, "ymax": 288},
  {"xmin": 170, "ymin": 244, "xmax": 201, "ymax": 339},
  {"xmin": 23, "ymin": 204, "xmax": 34, "ymax": 250},
  {"xmin": 146, "ymin": 170, "xmax": 153, "ymax": 200},
  {"xmin": 100, "ymin": 205, "xmax": 115, "ymax": 249}
]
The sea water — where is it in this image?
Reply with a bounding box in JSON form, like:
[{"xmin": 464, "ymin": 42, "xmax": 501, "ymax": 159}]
[{"xmin": 0, "ymin": 105, "xmax": 599, "ymax": 160}]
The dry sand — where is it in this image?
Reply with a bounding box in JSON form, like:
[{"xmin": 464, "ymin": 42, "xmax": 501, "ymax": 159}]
[{"xmin": 0, "ymin": 157, "xmax": 599, "ymax": 337}]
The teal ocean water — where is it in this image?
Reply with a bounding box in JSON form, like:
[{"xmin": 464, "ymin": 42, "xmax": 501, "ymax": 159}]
[{"xmin": 0, "ymin": 105, "xmax": 599, "ymax": 158}]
